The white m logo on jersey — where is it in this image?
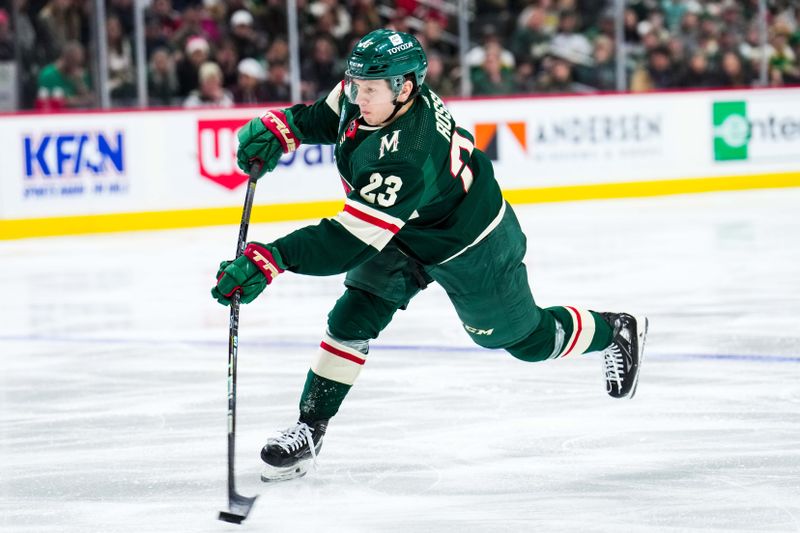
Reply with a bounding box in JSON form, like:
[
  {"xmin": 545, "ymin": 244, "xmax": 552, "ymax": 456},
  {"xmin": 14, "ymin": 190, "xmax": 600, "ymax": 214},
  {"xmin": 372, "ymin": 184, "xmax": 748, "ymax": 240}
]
[{"xmin": 379, "ymin": 130, "xmax": 400, "ymax": 159}]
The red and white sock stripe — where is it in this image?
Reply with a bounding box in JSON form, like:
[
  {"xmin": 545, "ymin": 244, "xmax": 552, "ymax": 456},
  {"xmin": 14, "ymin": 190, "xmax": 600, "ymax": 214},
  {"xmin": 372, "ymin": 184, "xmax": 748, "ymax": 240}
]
[
  {"xmin": 334, "ymin": 199, "xmax": 405, "ymax": 251},
  {"xmin": 555, "ymin": 306, "xmax": 597, "ymax": 358},
  {"xmin": 310, "ymin": 333, "xmax": 368, "ymax": 385}
]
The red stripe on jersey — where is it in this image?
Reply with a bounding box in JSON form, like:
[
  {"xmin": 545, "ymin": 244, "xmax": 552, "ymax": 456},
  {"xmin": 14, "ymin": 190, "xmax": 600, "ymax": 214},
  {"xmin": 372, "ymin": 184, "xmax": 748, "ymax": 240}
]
[
  {"xmin": 562, "ymin": 306, "xmax": 583, "ymax": 357},
  {"xmin": 320, "ymin": 341, "xmax": 366, "ymax": 365},
  {"xmin": 343, "ymin": 204, "xmax": 401, "ymax": 234}
]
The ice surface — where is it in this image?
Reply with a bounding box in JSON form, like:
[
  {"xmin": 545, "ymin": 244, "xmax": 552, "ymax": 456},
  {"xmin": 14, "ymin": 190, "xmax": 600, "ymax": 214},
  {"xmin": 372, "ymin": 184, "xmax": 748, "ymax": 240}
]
[{"xmin": 2, "ymin": 189, "xmax": 799, "ymax": 532}]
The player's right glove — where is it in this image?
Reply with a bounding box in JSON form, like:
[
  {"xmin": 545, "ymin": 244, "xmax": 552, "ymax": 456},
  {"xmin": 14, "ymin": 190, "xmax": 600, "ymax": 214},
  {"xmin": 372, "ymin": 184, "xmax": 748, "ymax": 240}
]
[
  {"xmin": 237, "ymin": 110, "xmax": 301, "ymax": 179},
  {"xmin": 211, "ymin": 243, "xmax": 286, "ymax": 305}
]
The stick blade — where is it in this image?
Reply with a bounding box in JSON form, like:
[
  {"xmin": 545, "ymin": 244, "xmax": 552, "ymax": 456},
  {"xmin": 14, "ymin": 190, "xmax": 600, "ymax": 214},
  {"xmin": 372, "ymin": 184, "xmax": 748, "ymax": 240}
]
[
  {"xmin": 218, "ymin": 494, "xmax": 257, "ymax": 524},
  {"xmin": 218, "ymin": 510, "xmax": 247, "ymax": 524}
]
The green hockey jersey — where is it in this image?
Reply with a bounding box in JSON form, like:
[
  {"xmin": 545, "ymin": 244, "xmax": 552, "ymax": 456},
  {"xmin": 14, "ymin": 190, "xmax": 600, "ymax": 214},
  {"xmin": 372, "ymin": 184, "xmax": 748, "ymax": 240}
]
[{"xmin": 270, "ymin": 83, "xmax": 505, "ymax": 275}]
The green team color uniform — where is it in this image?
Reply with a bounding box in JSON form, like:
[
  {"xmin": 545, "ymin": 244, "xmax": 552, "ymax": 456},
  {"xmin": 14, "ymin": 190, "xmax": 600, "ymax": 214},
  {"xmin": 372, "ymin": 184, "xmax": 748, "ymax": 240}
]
[{"xmin": 265, "ymin": 83, "xmax": 613, "ymax": 422}]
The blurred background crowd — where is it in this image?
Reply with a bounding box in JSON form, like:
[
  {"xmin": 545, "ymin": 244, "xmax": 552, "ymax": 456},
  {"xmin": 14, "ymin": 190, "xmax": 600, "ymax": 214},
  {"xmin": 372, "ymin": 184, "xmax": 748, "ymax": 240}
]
[{"xmin": 0, "ymin": 0, "xmax": 798, "ymax": 110}]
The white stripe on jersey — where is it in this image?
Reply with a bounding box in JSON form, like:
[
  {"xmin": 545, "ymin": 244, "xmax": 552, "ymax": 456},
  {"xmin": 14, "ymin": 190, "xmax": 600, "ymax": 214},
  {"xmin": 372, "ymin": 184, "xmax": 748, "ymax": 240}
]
[
  {"xmin": 438, "ymin": 201, "xmax": 507, "ymax": 265},
  {"xmin": 344, "ymin": 199, "xmax": 406, "ymax": 230},
  {"xmin": 334, "ymin": 211, "xmax": 395, "ymax": 250},
  {"xmin": 325, "ymin": 81, "xmax": 344, "ymax": 115}
]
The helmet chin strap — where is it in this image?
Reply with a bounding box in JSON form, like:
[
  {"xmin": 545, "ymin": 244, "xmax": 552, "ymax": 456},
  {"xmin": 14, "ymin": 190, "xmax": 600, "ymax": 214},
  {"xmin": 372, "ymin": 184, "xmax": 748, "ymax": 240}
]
[{"xmin": 381, "ymin": 97, "xmax": 408, "ymax": 124}]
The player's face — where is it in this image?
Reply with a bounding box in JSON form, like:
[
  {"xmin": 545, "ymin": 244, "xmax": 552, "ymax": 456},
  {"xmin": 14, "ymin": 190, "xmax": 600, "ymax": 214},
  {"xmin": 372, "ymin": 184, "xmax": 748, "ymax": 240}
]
[{"xmin": 347, "ymin": 78, "xmax": 397, "ymax": 125}]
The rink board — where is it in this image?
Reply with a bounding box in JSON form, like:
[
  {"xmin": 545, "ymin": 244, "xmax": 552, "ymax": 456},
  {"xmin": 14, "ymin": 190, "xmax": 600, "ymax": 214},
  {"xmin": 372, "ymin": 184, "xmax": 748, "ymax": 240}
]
[{"xmin": 2, "ymin": 87, "xmax": 800, "ymax": 239}]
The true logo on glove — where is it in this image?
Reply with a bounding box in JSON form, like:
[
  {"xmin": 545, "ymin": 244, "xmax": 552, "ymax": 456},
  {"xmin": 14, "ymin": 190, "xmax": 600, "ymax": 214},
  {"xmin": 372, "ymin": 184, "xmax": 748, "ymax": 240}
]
[
  {"xmin": 262, "ymin": 111, "xmax": 299, "ymax": 153},
  {"xmin": 244, "ymin": 243, "xmax": 284, "ymax": 284},
  {"xmin": 251, "ymin": 251, "xmax": 281, "ymax": 281}
]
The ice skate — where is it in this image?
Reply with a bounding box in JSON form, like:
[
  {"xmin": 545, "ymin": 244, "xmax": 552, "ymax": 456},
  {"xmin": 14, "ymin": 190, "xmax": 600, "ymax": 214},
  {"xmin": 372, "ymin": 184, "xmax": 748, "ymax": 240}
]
[
  {"xmin": 260, "ymin": 420, "xmax": 327, "ymax": 482},
  {"xmin": 601, "ymin": 312, "xmax": 648, "ymax": 399}
]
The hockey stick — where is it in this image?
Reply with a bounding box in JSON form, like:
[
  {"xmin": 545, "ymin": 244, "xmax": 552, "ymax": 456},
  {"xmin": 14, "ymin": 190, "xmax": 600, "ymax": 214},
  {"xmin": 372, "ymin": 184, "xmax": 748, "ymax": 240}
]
[{"xmin": 218, "ymin": 164, "xmax": 261, "ymax": 524}]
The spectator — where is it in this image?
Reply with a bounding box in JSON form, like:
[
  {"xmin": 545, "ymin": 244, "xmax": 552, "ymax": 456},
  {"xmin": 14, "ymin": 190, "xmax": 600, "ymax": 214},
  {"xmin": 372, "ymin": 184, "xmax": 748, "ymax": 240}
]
[
  {"xmin": 697, "ymin": 14, "xmax": 721, "ymax": 56},
  {"xmin": 575, "ymin": 35, "xmax": 617, "ymax": 91},
  {"xmin": 425, "ymin": 51, "xmax": 456, "ymax": 97},
  {"xmin": 349, "ymin": 0, "xmax": 381, "ymax": 32},
  {"xmin": 678, "ymin": 51, "xmax": 718, "ymax": 88},
  {"xmin": 551, "ymin": 10, "xmax": 592, "ymax": 65},
  {"xmin": 108, "ymin": 0, "xmax": 134, "ymax": 35},
  {"xmin": 514, "ymin": 59, "xmax": 537, "ymax": 93},
  {"xmin": 719, "ymin": 2, "xmax": 746, "ymax": 37},
  {"xmin": 37, "ymin": 0, "xmax": 84, "ymax": 62},
  {"xmin": 259, "ymin": 0, "xmax": 288, "ymax": 40},
  {"xmin": 385, "ymin": 7, "xmax": 410, "ymax": 34},
  {"xmin": 309, "ymin": 0, "xmax": 351, "ymax": 41},
  {"xmin": 717, "ymin": 51, "xmax": 750, "ymax": 88},
  {"xmin": 301, "ymin": 35, "xmax": 342, "ymax": 100},
  {"xmin": 266, "ymin": 37, "xmax": 289, "ymax": 65},
  {"xmin": 535, "ymin": 55, "xmax": 591, "ymax": 93},
  {"xmin": 466, "ymin": 25, "xmax": 515, "ymax": 70},
  {"xmin": 739, "ymin": 23, "xmax": 774, "ymax": 65},
  {"xmin": 263, "ymin": 59, "xmax": 291, "ymax": 102},
  {"xmin": 594, "ymin": 8, "xmax": 616, "ymax": 41},
  {"xmin": 229, "ymin": 9, "xmax": 266, "ymax": 60},
  {"xmin": 667, "ymin": 35, "xmax": 688, "ymax": 67},
  {"xmin": 769, "ymin": 22, "xmax": 800, "ymax": 83},
  {"xmin": 510, "ymin": 6, "xmax": 550, "ymax": 64},
  {"xmin": 471, "ymin": 48, "xmax": 515, "ymax": 96},
  {"xmin": 172, "ymin": 4, "xmax": 219, "ymax": 53},
  {"xmin": 769, "ymin": 64, "xmax": 786, "ymax": 87},
  {"xmin": 231, "ymin": 57, "xmax": 268, "ymax": 104},
  {"xmin": 675, "ymin": 10, "xmax": 701, "ymax": 52},
  {"xmin": 661, "ymin": 0, "xmax": 689, "ymax": 32},
  {"xmin": 420, "ymin": 17, "xmax": 457, "ymax": 64},
  {"xmin": 345, "ymin": 16, "xmax": 373, "ymax": 53},
  {"xmin": 37, "ymin": 40, "xmax": 93, "ymax": 108},
  {"xmin": 146, "ymin": 0, "xmax": 180, "ymax": 49},
  {"xmin": 148, "ymin": 47, "xmax": 179, "ymax": 106},
  {"xmin": 717, "ymin": 29, "xmax": 740, "ymax": 56},
  {"xmin": 176, "ymin": 36, "xmax": 209, "ymax": 97},
  {"xmin": 623, "ymin": 8, "xmax": 641, "ymax": 45},
  {"xmin": 215, "ymin": 38, "xmax": 240, "ymax": 88},
  {"xmin": 106, "ymin": 15, "xmax": 135, "ymax": 104},
  {"xmin": 637, "ymin": 9, "xmax": 670, "ymax": 44},
  {"xmin": 0, "ymin": 9, "xmax": 12, "ymax": 60},
  {"xmin": 144, "ymin": 13, "xmax": 170, "ymax": 58},
  {"xmin": 184, "ymin": 61, "xmax": 233, "ymax": 107},
  {"xmin": 630, "ymin": 46, "xmax": 677, "ymax": 91}
]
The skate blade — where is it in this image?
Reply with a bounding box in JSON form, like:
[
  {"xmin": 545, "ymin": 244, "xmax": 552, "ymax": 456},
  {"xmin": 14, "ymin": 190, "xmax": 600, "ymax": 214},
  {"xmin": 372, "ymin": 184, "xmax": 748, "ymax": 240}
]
[
  {"xmin": 260, "ymin": 459, "xmax": 313, "ymax": 482},
  {"xmin": 626, "ymin": 315, "xmax": 649, "ymax": 400}
]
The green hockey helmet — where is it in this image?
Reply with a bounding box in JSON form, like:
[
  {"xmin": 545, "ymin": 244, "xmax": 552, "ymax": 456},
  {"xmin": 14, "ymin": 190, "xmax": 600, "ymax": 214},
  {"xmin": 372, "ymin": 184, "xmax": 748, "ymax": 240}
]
[{"xmin": 345, "ymin": 29, "xmax": 428, "ymax": 104}]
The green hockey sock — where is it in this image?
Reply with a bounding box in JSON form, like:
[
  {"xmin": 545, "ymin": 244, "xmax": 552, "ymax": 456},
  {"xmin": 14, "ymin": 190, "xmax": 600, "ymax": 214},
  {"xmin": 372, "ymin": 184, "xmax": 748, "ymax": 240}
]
[{"xmin": 299, "ymin": 370, "xmax": 352, "ymax": 422}]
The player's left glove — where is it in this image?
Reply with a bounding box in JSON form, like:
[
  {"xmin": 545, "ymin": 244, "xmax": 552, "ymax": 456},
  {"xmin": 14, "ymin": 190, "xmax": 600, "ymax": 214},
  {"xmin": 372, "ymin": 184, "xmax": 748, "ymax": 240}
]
[{"xmin": 211, "ymin": 243, "xmax": 286, "ymax": 306}]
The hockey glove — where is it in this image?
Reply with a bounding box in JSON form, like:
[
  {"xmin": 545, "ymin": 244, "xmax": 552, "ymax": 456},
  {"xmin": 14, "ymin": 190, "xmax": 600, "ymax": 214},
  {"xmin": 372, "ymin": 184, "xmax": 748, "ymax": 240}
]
[
  {"xmin": 211, "ymin": 243, "xmax": 286, "ymax": 306},
  {"xmin": 237, "ymin": 110, "xmax": 301, "ymax": 179}
]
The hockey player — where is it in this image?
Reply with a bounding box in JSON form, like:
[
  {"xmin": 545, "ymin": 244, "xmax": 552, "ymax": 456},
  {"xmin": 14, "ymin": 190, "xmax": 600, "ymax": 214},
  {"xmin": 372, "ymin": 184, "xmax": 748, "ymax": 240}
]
[{"xmin": 212, "ymin": 29, "xmax": 648, "ymax": 481}]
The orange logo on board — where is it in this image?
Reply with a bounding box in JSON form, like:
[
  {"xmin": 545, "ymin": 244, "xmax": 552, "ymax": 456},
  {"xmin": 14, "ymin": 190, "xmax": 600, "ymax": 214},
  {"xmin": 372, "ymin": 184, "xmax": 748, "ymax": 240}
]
[{"xmin": 473, "ymin": 122, "xmax": 527, "ymax": 160}]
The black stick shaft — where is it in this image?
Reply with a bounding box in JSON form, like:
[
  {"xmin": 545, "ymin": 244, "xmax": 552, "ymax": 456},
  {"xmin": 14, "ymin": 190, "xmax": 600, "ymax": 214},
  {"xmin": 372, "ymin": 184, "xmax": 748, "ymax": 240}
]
[{"xmin": 224, "ymin": 166, "xmax": 260, "ymax": 511}]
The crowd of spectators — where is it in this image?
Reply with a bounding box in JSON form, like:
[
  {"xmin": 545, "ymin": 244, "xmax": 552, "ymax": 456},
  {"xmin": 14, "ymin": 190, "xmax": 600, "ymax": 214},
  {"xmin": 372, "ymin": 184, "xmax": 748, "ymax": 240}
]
[{"xmin": 0, "ymin": 0, "xmax": 799, "ymax": 109}]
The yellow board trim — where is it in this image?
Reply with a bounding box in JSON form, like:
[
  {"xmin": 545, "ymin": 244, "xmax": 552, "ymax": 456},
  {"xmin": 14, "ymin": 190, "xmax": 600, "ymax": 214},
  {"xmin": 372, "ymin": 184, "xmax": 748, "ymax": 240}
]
[{"xmin": 2, "ymin": 172, "xmax": 799, "ymax": 240}]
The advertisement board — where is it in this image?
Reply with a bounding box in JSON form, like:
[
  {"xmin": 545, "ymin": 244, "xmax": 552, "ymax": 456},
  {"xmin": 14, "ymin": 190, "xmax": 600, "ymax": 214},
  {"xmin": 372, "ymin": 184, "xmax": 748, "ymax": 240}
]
[{"xmin": 1, "ymin": 88, "xmax": 799, "ymax": 238}]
